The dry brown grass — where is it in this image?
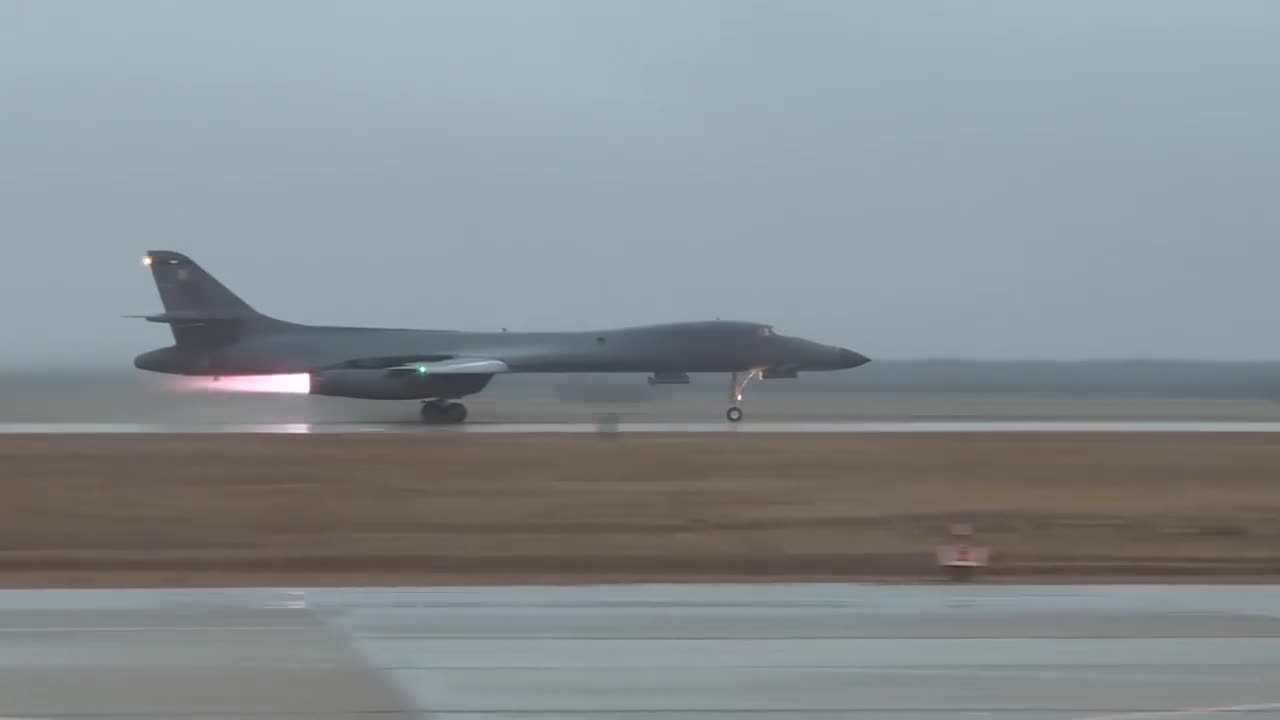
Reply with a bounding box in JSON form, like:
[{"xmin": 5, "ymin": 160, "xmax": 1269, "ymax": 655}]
[{"xmin": 2, "ymin": 432, "xmax": 1279, "ymax": 586}]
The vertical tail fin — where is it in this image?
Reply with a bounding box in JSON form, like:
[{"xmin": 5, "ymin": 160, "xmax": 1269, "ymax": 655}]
[
  {"xmin": 144, "ymin": 250, "xmax": 256, "ymax": 316},
  {"xmin": 138, "ymin": 250, "xmax": 283, "ymax": 347}
]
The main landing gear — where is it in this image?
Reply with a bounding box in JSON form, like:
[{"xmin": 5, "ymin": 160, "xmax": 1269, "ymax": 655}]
[
  {"xmin": 420, "ymin": 400, "xmax": 467, "ymax": 425},
  {"xmin": 726, "ymin": 369, "xmax": 762, "ymax": 423}
]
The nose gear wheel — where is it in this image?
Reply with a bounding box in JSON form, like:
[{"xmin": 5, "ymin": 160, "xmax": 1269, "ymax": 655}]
[{"xmin": 726, "ymin": 369, "xmax": 762, "ymax": 422}]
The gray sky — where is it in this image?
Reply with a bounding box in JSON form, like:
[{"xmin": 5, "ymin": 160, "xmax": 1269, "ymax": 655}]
[{"xmin": 3, "ymin": 0, "xmax": 1279, "ymax": 366}]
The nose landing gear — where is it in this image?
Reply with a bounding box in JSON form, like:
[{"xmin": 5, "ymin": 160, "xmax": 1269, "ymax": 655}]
[
  {"xmin": 726, "ymin": 369, "xmax": 762, "ymax": 423},
  {"xmin": 420, "ymin": 400, "xmax": 468, "ymax": 424}
]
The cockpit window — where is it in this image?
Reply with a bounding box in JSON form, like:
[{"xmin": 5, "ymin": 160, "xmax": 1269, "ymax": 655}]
[{"xmin": 755, "ymin": 326, "xmax": 775, "ymax": 337}]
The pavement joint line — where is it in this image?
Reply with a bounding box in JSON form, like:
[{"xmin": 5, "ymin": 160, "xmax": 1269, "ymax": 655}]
[{"xmin": 1074, "ymin": 701, "xmax": 1280, "ymax": 719}]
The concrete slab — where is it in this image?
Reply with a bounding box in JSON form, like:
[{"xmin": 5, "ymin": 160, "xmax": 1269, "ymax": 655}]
[
  {"xmin": 0, "ymin": 595, "xmax": 424, "ymax": 719},
  {"xmin": 0, "ymin": 584, "xmax": 1278, "ymax": 719}
]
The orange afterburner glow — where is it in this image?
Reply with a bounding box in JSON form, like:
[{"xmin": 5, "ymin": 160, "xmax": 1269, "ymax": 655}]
[{"xmin": 178, "ymin": 374, "xmax": 311, "ymax": 394}]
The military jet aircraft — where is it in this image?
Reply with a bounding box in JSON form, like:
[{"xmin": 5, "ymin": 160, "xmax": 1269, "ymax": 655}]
[{"xmin": 130, "ymin": 250, "xmax": 870, "ymax": 423}]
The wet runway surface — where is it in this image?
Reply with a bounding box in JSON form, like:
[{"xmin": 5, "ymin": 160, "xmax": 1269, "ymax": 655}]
[
  {"xmin": 11, "ymin": 420, "xmax": 1280, "ymax": 434},
  {"xmin": 2, "ymin": 583, "xmax": 1279, "ymax": 719}
]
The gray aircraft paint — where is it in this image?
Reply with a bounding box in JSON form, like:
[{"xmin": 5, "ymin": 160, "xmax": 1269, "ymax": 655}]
[{"xmin": 131, "ymin": 251, "xmax": 868, "ymax": 420}]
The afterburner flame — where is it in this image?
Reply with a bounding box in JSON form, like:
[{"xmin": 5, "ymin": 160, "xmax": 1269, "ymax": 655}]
[{"xmin": 178, "ymin": 374, "xmax": 311, "ymax": 394}]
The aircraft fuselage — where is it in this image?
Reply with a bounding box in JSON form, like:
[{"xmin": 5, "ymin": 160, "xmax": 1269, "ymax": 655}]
[
  {"xmin": 129, "ymin": 249, "xmax": 869, "ymax": 422},
  {"xmin": 135, "ymin": 320, "xmax": 867, "ymax": 377}
]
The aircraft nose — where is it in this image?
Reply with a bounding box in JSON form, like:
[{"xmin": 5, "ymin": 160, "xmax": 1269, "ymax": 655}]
[{"xmin": 838, "ymin": 348, "xmax": 870, "ymax": 368}]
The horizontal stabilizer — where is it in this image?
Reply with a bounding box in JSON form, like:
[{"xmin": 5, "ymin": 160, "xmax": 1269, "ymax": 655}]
[
  {"xmin": 123, "ymin": 310, "xmax": 245, "ymax": 324},
  {"xmin": 386, "ymin": 358, "xmax": 510, "ymax": 375}
]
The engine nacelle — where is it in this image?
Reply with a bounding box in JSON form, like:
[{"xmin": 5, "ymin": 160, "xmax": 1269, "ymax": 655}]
[
  {"xmin": 762, "ymin": 366, "xmax": 799, "ymax": 379},
  {"xmin": 309, "ymin": 369, "xmax": 492, "ymax": 400},
  {"xmin": 647, "ymin": 371, "xmax": 690, "ymax": 385}
]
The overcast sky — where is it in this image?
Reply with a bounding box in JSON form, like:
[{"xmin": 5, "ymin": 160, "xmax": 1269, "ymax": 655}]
[{"xmin": 3, "ymin": 0, "xmax": 1279, "ymax": 367}]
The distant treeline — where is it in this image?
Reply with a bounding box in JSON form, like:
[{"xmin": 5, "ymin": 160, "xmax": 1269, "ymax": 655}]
[
  {"xmin": 11, "ymin": 361, "xmax": 1280, "ymax": 401},
  {"xmin": 533, "ymin": 360, "xmax": 1280, "ymax": 401},
  {"xmin": 821, "ymin": 359, "xmax": 1280, "ymax": 399}
]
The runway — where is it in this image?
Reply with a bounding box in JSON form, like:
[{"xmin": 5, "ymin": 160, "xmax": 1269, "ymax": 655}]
[
  {"xmin": 1, "ymin": 584, "xmax": 1279, "ymax": 719},
  {"xmin": 11, "ymin": 420, "xmax": 1280, "ymax": 434}
]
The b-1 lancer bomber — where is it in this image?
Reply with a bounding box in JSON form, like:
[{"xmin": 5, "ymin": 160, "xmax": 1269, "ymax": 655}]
[{"xmin": 130, "ymin": 251, "xmax": 870, "ymax": 424}]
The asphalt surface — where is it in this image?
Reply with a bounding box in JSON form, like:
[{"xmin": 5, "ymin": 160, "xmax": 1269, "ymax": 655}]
[{"xmin": 1, "ymin": 583, "xmax": 1279, "ymax": 719}]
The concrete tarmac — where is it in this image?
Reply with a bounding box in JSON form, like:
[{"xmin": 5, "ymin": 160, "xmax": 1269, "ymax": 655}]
[
  {"xmin": 1, "ymin": 584, "xmax": 1279, "ymax": 719},
  {"xmin": 11, "ymin": 420, "xmax": 1280, "ymax": 433}
]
